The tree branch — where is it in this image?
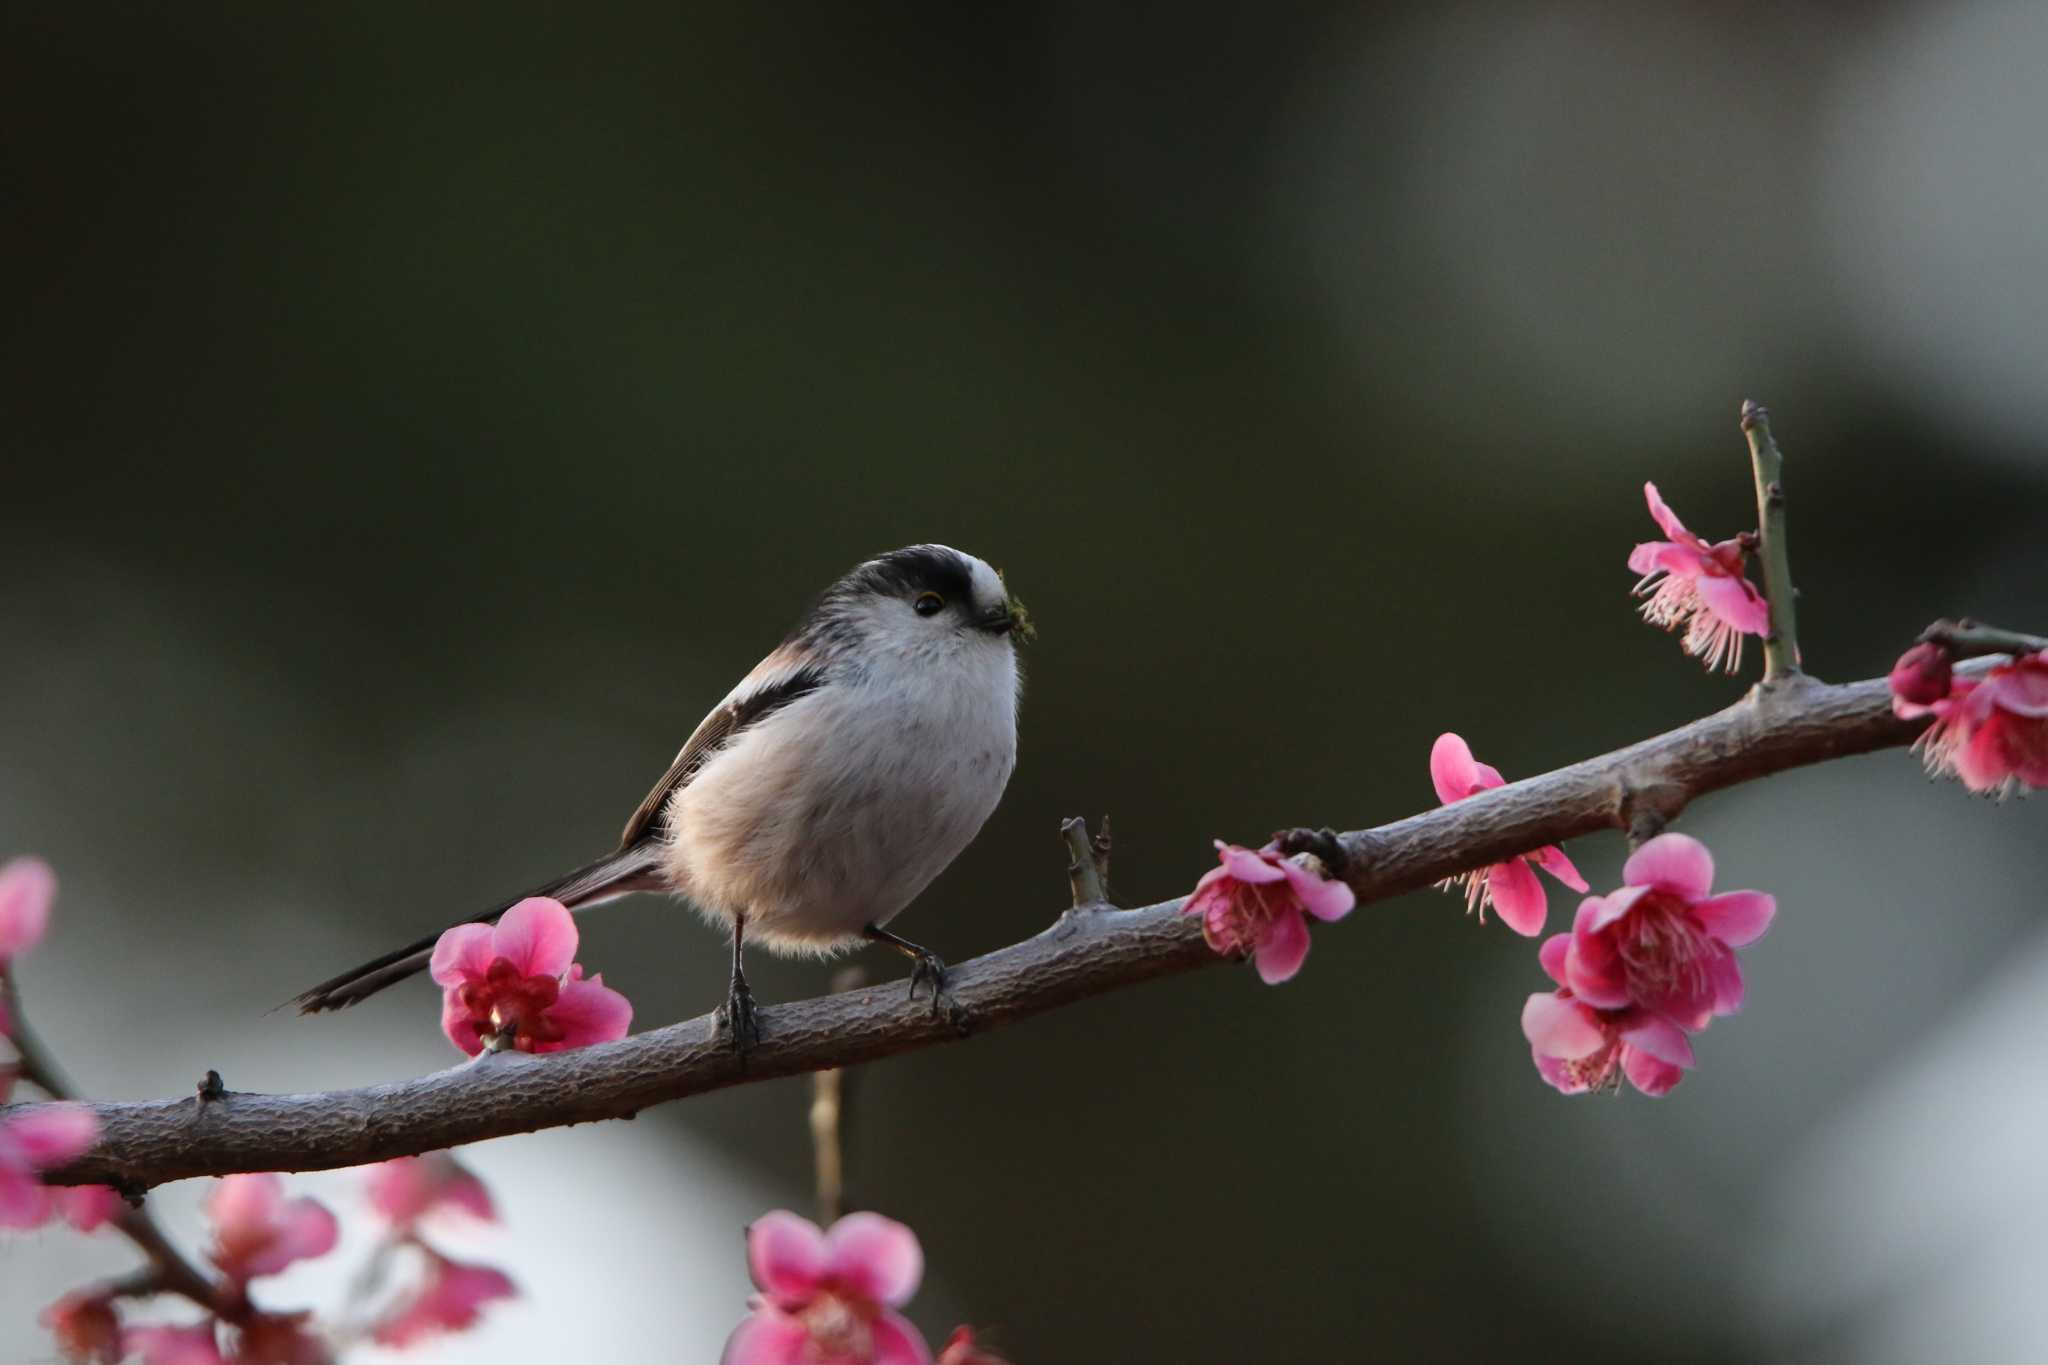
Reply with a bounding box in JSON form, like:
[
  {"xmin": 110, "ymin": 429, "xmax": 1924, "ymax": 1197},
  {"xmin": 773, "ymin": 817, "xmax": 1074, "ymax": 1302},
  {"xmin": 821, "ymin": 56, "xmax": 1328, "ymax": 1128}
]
[{"xmin": 22, "ymin": 671, "xmax": 1935, "ymax": 1191}]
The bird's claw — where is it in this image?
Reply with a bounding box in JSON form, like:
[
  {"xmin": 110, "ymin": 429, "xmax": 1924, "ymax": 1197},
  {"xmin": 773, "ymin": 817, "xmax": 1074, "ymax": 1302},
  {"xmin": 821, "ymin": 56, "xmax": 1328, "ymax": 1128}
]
[
  {"xmin": 906, "ymin": 950, "xmax": 948, "ymax": 1019},
  {"xmin": 717, "ymin": 978, "xmax": 760, "ymax": 1061}
]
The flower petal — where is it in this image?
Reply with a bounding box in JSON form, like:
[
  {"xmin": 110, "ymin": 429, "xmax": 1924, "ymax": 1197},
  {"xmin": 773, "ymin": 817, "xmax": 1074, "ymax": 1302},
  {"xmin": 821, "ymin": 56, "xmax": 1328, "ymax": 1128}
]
[
  {"xmin": 1642, "ymin": 481, "xmax": 1697, "ymax": 545},
  {"xmin": 1520, "ymin": 992, "xmax": 1607, "ymax": 1060},
  {"xmin": 1279, "ymin": 859, "xmax": 1355, "ymax": 922},
  {"xmin": 0, "ymin": 1171, "xmax": 52, "ymax": 1229},
  {"xmin": 428, "ymin": 924, "xmax": 497, "ymax": 986},
  {"xmin": 1617, "ymin": 1013, "xmax": 1695, "ymax": 1067},
  {"xmin": 1485, "ymin": 858, "xmax": 1547, "ymax": 937},
  {"xmin": 1532, "ymin": 844, "xmax": 1588, "ymax": 893},
  {"xmin": 1537, "ymin": 933, "xmax": 1571, "ymax": 987},
  {"xmin": 1630, "ymin": 541, "xmax": 1709, "ymax": 579},
  {"xmin": 537, "ymin": 968, "xmax": 632, "ymax": 1052},
  {"xmin": 1429, "ymin": 733, "xmax": 1480, "ymax": 803},
  {"xmin": 0, "ymin": 856, "xmax": 55, "ymax": 960},
  {"xmin": 440, "ymin": 984, "xmax": 485, "ymax": 1056},
  {"xmin": 1695, "ymin": 571, "xmax": 1770, "ymax": 636},
  {"xmin": 1621, "ymin": 1048, "xmax": 1685, "ymax": 1097},
  {"xmin": 490, "ymin": 898, "xmax": 579, "ymax": 978},
  {"xmin": 239, "ymin": 1197, "xmax": 339, "ymax": 1278},
  {"xmin": 1692, "ymin": 890, "xmax": 1776, "ymax": 947},
  {"xmin": 1621, "ymin": 833, "xmax": 1715, "ymax": 899},
  {"xmin": 1252, "ymin": 911, "xmax": 1312, "ymax": 985},
  {"xmin": 1212, "ymin": 842, "xmax": 1286, "ymax": 884},
  {"xmin": 748, "ymin": 1210, "xmax": 830, "ymax": 1299},
  {"xmin": 827, "ymin": 1211, "xmax": 925, "ymax": 1307},
  {"xmin": 1562, "ymin": 933, "xmax": 1632, "ymax": 1011},
  {"xmin": 721, "ymin": 1309, "xmax": 810, "ymax": 1365},
  {"xmin": 58, "ymin": 1184, "xmax": 124, "ymax": 1232},
  {"xmin": 7, "ymin": 1104, "xmax": 99, "ymax": 1167},
  {"xmin": 871, "ymin": 1309, "xmax": 936, "ymax": 1365},
  {"xmin": 1708, "ymin": 947, "xmax": 1746, "ymax": 1016}
]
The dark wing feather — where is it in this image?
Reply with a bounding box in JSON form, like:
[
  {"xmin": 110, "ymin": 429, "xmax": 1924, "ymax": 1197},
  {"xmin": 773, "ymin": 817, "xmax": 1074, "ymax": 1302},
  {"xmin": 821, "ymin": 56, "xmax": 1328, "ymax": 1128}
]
[{"xmin": 617, "ymin": 648, "xmax": 828, "ymax": 848}]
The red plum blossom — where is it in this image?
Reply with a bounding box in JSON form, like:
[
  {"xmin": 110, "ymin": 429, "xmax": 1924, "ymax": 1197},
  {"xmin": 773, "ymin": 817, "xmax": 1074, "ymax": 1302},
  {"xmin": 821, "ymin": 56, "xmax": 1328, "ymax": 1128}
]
[
  {"xmin": 1628, "ymin": 482, "xmax": 1769, "ymax": 674},
  {"xmin": 365, "ymin": 1152, "xmax": 496, "ymax": 1230},
  {"xmin": 370, "ymin": 1250, "xmax": 517, "ymax": 1347},
  {"xmin": 205, "ymin": 1174, "xmax": 338, "ymax": 1285},
  {"xmin": 1563, "ymin": 833, "xmax": 1775, "ymax": 1027},
  {"xmin": 0, "ymin": 1079, "xmax": 99, "ymax": 1229},
  {"xmin": 1894, "ymin": 648, "xmax": 2048, "ymax": 797},
  {"xmin": 1428, "ymin": 733, "xmax": 1587, "ymax": 936},
  {"xmin": 1523, "ymin": 935, "xmax": 1693, "ymax": 1097},
  {"xmin": 430, "ymin": 897, "xmax": 631, "ymax": 1056},
  {"xmin": 1182, "ymin": 842, "xmax": 1355, "ymax": 985}
]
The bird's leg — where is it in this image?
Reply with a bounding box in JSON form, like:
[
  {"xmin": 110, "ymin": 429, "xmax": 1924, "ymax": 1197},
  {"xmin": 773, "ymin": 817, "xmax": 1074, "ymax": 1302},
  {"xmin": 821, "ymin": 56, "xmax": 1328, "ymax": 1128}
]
[
  {"xmin": 718, "ymin": 910, "xmax": 759, "ymax": 1061},
  {"xmin": 862, "ymin": 923, "xmax": 947, "ymax": 1018}
]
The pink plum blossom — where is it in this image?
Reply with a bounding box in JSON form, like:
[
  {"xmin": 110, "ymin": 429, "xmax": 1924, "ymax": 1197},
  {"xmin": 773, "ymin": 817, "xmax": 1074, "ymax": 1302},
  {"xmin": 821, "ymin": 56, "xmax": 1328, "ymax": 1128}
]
[
  {"xmin": 0, "ymin": 855, "xmax": 54, "ymax": 964},
  {"xmin": 724, "ymin": 1210, "xmax": 931, "ymax": 1365},
  {"xmin": 1182, "ymin": 842, "xmax": 1355, "ymax": 985},
  {"xmin": 365, "ymin": 1152, "xmax": 496, "ymax": 1229},
  {"xmin": 0, "ymin": 1088, "xmax": 99, "ymax": 1229},
  {"xmin": 1428, "ymin": 734, "xmax": 1587, "ymax": 936},
  {"xmin": 205, "ymin": 1174, "xmax": 339, "ymax": 1284},
  {"xmin": 1523, "ymin": 935, "xmax": 1693, "ymax": 1096},
  {"xmin": 123, "ymin": 1323, "xmax": 226, "ymax": 1365},
  {"xmin": 41, "ymin": 1290, "xmax": 122, "ymax": 1363},
  {"xmin": 430, "ymin": 897, "xmax": 632, "ymax": 1056},
  {"xmin": 1887, "ymin": 641, "xmax": 1954, "ymax": 707},
  {"xmin": 1627, "ymin": 482, "xmax": 1770, "ymax": 674},
  {"xmin": 1894, "ymin": 648, "xmax": 2048, "ymax": 797},
  {"xmin": 370, "ymin": 1250, "xmax": 516, "ymax": 1347},
  {"xmin": 1563, "ymin": 833, "xmax": 1775, "ymax": 1027}
]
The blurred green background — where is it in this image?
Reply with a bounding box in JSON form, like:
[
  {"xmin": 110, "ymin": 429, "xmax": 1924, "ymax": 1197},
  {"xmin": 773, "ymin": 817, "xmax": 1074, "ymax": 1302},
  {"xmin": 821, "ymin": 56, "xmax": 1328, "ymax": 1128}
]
[{"xmin": 5, "ymin": 4, "xmax": 2046, "ymax": 1361}]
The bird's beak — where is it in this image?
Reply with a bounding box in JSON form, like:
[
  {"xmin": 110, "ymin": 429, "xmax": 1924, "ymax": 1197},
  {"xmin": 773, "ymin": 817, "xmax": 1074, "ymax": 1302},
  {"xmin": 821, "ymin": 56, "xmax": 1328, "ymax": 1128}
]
[{"xmin": 977, "ymin": 596, "xmax": 1035, "ymax": 641}]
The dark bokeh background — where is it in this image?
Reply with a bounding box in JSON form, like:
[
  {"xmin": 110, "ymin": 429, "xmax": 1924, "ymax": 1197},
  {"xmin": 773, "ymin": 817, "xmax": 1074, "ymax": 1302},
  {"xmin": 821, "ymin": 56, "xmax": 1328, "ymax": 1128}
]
[{"xmin": 5, "ymin": 5, "xmax": 2046, "ymax": 1362}]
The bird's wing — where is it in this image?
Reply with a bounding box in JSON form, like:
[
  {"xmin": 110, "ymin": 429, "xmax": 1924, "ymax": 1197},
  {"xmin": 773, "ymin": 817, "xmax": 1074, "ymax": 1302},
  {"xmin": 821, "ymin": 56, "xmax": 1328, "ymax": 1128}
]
[{"xmin": 617, "ymin": 643, "xmax": 829, "ymax": 849}]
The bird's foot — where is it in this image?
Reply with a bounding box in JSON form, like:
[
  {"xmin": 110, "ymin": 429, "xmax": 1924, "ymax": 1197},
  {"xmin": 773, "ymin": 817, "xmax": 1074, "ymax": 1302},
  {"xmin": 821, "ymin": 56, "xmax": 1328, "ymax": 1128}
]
[
  {"xmin": 716, "ymin": 976, "xmax": 760, "ymax": 1062},
  {"xmin": 905, "ymin": 948, "xmax": 948, "ymax": 1019}
]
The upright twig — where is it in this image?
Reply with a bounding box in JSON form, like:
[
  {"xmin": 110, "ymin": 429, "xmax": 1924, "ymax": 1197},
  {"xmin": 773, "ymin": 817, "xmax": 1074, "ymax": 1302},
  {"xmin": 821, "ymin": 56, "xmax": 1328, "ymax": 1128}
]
[
  {"xmin": 808, "ymin": 966, "xmax": 866, "ymax": 1226},
  {"xmin": 1741, "ymin": 400, "xmax": 1802, "ymax": 683},
  {"xmin": 1061, "ymin": 816, "xmax": 1112, "ymax": 909}
]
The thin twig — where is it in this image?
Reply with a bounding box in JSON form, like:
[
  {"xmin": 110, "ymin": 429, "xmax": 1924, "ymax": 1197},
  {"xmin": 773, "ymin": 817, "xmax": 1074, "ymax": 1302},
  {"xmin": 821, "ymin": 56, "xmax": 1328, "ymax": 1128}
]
[
  {"xmin": 1741, "ymin": 399, "xmax": 1802, "ymax": 683},
  {"xmin": 1061, "ymin": 817, "xmax": 1111, "ymax": 909},
  {"xmin": 809, "ymin": 967, "xmax": 865, "ymax": 1226},
  {"xmin": 1920, "ymin": 619, "xmax": 2048, "ymax": 660},
  {"xmin": 16, "ymin": 666, "xmax": 1971, "ymax": 1192}
]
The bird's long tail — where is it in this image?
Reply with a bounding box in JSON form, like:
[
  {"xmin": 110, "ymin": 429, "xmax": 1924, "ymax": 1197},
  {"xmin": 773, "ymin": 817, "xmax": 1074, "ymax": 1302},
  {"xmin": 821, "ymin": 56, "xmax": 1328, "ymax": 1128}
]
[{"xmin": 290, "ymin": 844, "xmax": 665, "ymax": 1014}]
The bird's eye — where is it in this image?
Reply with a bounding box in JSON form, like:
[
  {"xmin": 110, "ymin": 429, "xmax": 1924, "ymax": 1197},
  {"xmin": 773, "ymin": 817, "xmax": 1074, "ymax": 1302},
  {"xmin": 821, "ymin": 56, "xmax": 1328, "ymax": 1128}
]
[{"xmin": 913, "ymin": 592, "xmax": 946, "ymax": 617}]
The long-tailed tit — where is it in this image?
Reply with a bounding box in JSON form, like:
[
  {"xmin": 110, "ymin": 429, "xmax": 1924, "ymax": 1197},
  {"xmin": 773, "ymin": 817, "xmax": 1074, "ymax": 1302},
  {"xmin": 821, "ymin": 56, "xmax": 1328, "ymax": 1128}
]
[{"xmin": 294, "ymin": 544, "xmax": 1025, "ymax": 1053}]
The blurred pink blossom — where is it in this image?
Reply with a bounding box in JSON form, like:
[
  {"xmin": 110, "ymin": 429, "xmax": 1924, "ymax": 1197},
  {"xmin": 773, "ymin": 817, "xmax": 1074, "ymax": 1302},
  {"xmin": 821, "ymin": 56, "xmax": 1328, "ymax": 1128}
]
[
  {"xmin": 41, "ymin": 1289, "xmax": 122, "ymax": 1363},
  {"xmin": 228, "ymin": 1314, "xmax": 330, "ymax": 1365},
  {"xmin": 1523, "ymin": 935, "xmax": 1693, "ymax": 1097},
  {"xmin": 370, "ymin": 1251, "xmax": 516, "ymax": 1348},
  {"xmin": 1627, "ymin": 482, "xmax": 1769, "ymax": 674},
  {"xmin": 1428, "ymin": 734, "xmax": 1587, "ymax": 936},
  {"xmin": 430, "ymin": 897, "xmax": 632, "ymax": 1056},
  {"xmin": 0, "ymin": 855, "xmax": 54, "ymax": 964},
  {"xmin": 724, "ymin": 1210, "xmax": 931, "ymax": 1365},
  {"xmin": 124, "ymin": 1323, "xmax": 226, "ymax": 1365},
  {"xmin": 205, "ymin": 1174, "xmax": 338, "ymax": 1284},
  {"xmin": 0, "ymin": 1086, "xmax": 99, "ymax": 1229},
  {"xmin": 1563, "ymin": 833, "xmax": 1775, "ymax": 1026},
  {"xmin": 365, "ymin": 1152, "xmax": 496, "ymax": 1230},
  {"xmin": 53, "ymin": 1182, "xmax": 125, "ymax": 1232},
  {"xmin": 1895, "ymin": 649, "xmax": 2048, "ymax": 796},
  {"xmin": 1182, "ymin": 842, "xmax": 1355, "ymax": 985}
]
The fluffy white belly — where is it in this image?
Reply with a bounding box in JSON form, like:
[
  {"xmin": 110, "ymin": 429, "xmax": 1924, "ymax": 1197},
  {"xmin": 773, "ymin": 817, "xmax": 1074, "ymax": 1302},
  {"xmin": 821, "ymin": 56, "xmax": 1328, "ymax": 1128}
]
[{"xmin": 659, "ymin": 664, "xmax": 1017, "ymax": 953}]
